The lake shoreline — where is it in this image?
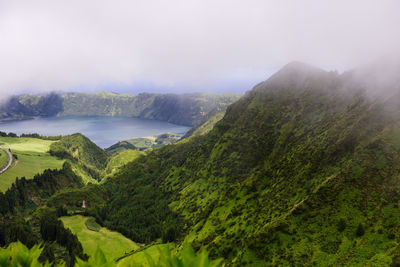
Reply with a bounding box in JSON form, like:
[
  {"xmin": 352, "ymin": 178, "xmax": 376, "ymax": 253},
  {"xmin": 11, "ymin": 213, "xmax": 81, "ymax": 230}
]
[{"xmin": 0, "ymin": 115, "xmax": 191, "ymax": 148}]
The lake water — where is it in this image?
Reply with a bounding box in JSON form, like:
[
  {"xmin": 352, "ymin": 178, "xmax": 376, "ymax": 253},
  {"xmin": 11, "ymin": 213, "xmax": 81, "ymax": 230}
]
[{"xmin": 0, "ymin": 116, "xmax": 191, "ymax": 148}]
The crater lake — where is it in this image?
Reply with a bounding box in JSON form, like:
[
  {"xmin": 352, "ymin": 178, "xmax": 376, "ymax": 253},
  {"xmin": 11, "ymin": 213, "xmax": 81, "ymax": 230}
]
[{"xmin": 0, "ymin": 116, "xmax": 191, "ymax": 148}]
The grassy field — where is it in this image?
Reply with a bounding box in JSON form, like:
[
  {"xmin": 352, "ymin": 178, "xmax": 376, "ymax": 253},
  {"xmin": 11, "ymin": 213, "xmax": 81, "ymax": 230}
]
[
  {"xmin": 60, "ymin": 215, "xmax": 139, "ymax": 261},
  {"xmin": 0, "ymin": 149, "xmax": 9, "ymax": 170},
  {"xmin": 117, "ymin": 244, "xmax": 170, "ymax": 266},
  {"xmin": 106, "ymin": 150, "xmax": 143, "ymax": 175},
  {"xmin": 0, "ymin": 137, "xmax": 64, "ymax": 192}
]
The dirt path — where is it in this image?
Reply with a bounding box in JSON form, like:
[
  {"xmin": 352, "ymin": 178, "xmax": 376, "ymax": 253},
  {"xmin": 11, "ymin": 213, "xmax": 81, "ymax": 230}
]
[{"xmin": 0, "ymin": 145, "xmax": 12, "ymax": 174}]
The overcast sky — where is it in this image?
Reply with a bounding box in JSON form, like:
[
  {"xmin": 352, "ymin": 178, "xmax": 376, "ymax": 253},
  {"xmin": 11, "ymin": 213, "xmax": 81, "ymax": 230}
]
[{"xmin": 0, "ymin": 0, "xmax": 399, "ymax": 96}]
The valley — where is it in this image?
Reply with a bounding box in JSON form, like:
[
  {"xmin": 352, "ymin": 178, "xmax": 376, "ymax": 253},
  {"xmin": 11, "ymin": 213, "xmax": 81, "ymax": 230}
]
[
  {"xmin": 2, "ymin": 62, "xmax": 400, "ymax": 266},
  {"xmin": 2, "ymin": 0, "xmax": 396, "ymax": 265}
]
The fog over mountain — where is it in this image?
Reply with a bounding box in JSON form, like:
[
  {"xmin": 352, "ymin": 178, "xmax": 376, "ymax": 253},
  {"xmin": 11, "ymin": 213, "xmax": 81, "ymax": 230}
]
[{"xmin": 0, "ymin": 0, "xmax": 399, "ymax": 97}]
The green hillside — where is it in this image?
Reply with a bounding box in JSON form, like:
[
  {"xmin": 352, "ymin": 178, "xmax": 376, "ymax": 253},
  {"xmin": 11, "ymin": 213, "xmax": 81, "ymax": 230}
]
[
  {"xmin": 50, "ymin": 134, "xmax": 108, "ymax": 169},
  {"xmin": 0, "ymin": 137, "xmax": 64, "ymax": 192},
  {"xmin": 105, "ymin": 150, "xmax": 143, "ymax": 175},
  {"xmin": 106, "ymin": 133, "xmax": 181, "ymax": 154},
  {"xmin": 49, "ymin": 134, "xmax": 109, "ymax": 182},
  {"xmin": 3, "ymin": 61, "xmax": 400, "ymax": 266},
  {"xmin": 183, "ymin": 110, "xmax": 226, "ymax": 138},
  {"xmin": 93, "ymin": 62, "xmax": 400, "ymax": 265}
]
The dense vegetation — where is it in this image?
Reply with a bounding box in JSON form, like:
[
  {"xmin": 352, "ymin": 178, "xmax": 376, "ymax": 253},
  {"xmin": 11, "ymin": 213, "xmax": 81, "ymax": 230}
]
[
  {"xmin": 89, "ymin": 62, "xmax": 400, "ymax": 265},
  {"xmin": 0, "ymin": 163, "xmax": 88, "ymax": 265},
  {"xmin": 95, "ymin": 158, "xmax": 183, "ymax": 243},
  {"xmin": 183, "ymin": 110, "xmax": 226, "ymax": 138},
  {"xmin": 50, "ymin": 134, "xmax": 108, "ymax": 170},
  {"xmin": 0, "ymin": 241, "xmax": 224, "ymax": 267},
  {"xmin": 49, "ymin": 134, "xmax": 109, "ymax": 181},
  {"xmin": 0, "ymin": 92, "xmax": 240, "ymax": 126},
  {"xmin": 4, "ymin": 61, "xmax": 400, "ymax": 265}
]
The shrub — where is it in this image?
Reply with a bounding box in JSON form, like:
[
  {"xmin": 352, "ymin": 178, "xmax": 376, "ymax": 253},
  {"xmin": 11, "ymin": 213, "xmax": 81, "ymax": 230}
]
[
  {"xmin": 337, "ymin": 218, "xmax": 346, "ymax": 232},
  {"xmin": 356, "ymin": 223, "xmax": 365, "ymax": 237},
  {"xmin": 1, "ymin": 242, "xmax": 225, "ymax": 267},
  {"xmin": 0, "ymin": 241, "xmax": 51, "ymax": 267},
  {"xmin": 84, "ymin": 217, "xmax": 101, "ymax": 232}
]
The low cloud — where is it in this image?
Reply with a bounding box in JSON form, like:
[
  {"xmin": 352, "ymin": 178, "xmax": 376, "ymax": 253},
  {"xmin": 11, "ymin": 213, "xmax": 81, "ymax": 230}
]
[{"xmin": 0, "ymin": 0, "xmax": 399, "ymax": 96}]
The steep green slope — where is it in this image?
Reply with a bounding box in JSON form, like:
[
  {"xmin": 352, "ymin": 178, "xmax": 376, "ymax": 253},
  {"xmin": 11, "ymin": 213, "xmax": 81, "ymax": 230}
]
[
  {"xmin": 50, "ymin": 134, "xmax": 108, "ymax": 169},
  {"xmin": 0, "ymin": 93, "xmax": 63, "ymax": 121},
  {"xmin": 183, "ymin": 110, "xmax": 226, "ymax": 138},
  {"xmin": 50, "ymin": 134, "xmax": 109, "ymax": 182},
  {"xmin": 105, "ymin": 150, "xmax": 143, "ymax": 175},
  {"xmin": 96, "ymin": 62, "xmax": 400, "ymax": 265}
]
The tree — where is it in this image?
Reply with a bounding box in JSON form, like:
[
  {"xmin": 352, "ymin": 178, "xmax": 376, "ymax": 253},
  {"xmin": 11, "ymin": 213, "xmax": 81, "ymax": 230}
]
[
  {"xmin": 356, "ymin": 223, "xmax": 365, "ymax": 237},
  {"xmin": 337, "ymin": 218, "xmax": 346, "ymax": 232}
]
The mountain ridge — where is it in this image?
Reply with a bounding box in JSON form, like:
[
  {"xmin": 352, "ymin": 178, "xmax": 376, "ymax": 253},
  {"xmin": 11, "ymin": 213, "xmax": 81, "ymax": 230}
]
[
  {"xmin": 93, "ymin": 61, "xmax": 400, "ymax": 265},
  {"xmin": 3, "ymin": 61, "xmax": 400, "ymax": 265},
  {"xmin": 0, "ymin": 92, "xmax": 240, "ymax": 126}
]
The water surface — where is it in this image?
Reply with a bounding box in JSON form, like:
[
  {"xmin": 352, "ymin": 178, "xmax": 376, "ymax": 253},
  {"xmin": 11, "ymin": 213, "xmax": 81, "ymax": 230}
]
[{"xmin": 0, "ymin": 116, "xmax": 190, "ymax": 148}]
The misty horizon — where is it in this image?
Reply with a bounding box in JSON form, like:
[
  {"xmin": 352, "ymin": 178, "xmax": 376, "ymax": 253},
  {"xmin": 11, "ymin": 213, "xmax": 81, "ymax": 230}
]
[{"xmin": 1, "ymin": 0, "xmax": 399, "ymax": 97}]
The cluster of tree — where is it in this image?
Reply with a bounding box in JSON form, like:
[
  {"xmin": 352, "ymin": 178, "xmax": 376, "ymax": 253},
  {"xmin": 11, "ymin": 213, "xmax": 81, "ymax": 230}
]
[
  {"xmin": 0, "ymin": 162, "xmax": 82, "ymax": 215},
  {"xmin": 47, "ymin": 184, "xmax": 108, "ymax": 210},
  {"xmin": 90, "ymin": 156, "xmax": 183, "ymax": 244},
  {"xmin": 0, "ymin": 212, "xmax": 86, "ymax": 266},
  {"xmin": 40, "ymin": 210, "xmax": 88, "ymax": 266},
  {"xmin": 0, "ymin": 131, "xmax": 61, "ymax": 140},
  {"xmin": 0, "ymin": 131, "xmax": 17, "ymax": 137},
  {"xmin": 20, "ymin": 133, "xmax": 62, "ymax": 140},
  {"xmin": 0, "ymin": 216, "xmax": 38, "ymax": 248},
  {"xmin": 0, "ymin": 161, "xmax": 88, "ymax": 266}
]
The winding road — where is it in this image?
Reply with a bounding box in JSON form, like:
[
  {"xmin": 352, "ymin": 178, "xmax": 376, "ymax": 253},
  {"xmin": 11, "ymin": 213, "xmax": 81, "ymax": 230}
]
[{"xmin": 0, "ymin": 145, "xmax": 12, "ymax": 174}]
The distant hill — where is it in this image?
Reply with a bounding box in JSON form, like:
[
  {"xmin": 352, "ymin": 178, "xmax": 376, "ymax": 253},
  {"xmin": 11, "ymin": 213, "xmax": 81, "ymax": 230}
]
[
  {"xmin": 106, "ymin": 133, "xmax": 181, "ymax": 155},
  {"xmin": 0, "ymin": 92, "xmax": 240, "ymax": 126}
]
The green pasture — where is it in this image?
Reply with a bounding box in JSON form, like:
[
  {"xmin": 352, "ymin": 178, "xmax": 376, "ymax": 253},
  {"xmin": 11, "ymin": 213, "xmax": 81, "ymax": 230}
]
[
  {"xmin": 0, "ymin": 137, "xmax": 64, "ymax": 192},
  {"xmin": 106, "ymin": 150, "xmax": 143, "ymax": 175},
  {"xmin": 60, "ymin": 215, "xmax": 139, "ymax": 261},
  {"xmin": 117, "ymin": 244, "xmax": 170, "ymax": 267},
  {"xmin": 0, "ymin": 149, "xmax": 8, "ymax": 170}
]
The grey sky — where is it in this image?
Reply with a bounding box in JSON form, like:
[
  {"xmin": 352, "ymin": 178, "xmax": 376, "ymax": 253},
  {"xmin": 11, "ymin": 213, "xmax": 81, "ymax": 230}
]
[{"xmin": 0, "ymin": 0, "xmax": 399, "ymax": 95}]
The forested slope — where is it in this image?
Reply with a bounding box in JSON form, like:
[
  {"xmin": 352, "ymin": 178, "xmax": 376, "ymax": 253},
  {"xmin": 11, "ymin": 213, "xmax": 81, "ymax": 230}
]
[{"xmin": 95, "ymin": 61, "xmax": 400, "ymax": 265}]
